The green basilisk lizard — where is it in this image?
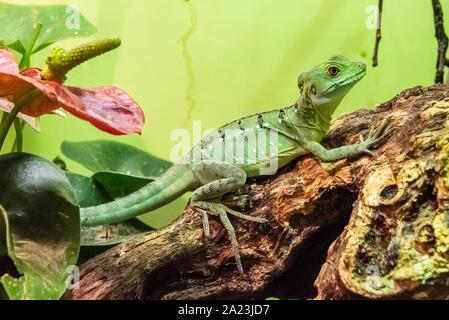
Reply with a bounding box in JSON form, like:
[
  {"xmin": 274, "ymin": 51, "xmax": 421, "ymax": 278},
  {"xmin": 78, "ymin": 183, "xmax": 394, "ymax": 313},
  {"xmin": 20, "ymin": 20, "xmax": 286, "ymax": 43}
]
[{"xmin": 80, "ymin": 55, "xmax": 387, "ymax": 274}]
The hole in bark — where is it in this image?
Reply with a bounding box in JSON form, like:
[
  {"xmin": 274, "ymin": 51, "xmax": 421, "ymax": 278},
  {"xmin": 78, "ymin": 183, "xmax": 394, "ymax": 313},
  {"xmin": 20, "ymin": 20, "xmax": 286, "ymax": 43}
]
[
  {"xmin": 256, "ymin": 188, "xmax": 356, "ymax": 300},
  {"xmin": 416, "ymin": 224, "xmax": 436, "ymax": 253},
  {"xmin": 141, "ymin": 265, "xmax": 183, "ymax": 300},
  {"xmin": 289, "ymin": 213, "xmax": 303, "ymax": 228},
  {"xmin": 355, "ymin": 217, "xmax": 394, "ymax": 276},
  {"xmin": 355, "ymin": 183, "xmax": 437, "ymax": 277},
  {"xmin": 380, "ymin": 185, "xmax": 398, "ymax": 200},
  {"xmin": 404, "ymin": 184, "xmax": 435, "ymax": 222}
]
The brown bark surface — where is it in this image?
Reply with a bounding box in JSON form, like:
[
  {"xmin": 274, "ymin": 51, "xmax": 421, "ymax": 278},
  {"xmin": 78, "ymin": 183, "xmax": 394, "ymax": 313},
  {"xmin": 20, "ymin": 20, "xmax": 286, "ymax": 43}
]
[{"xmin": 69, "ymin": 85, "xmax": 449, "ymax": 300}]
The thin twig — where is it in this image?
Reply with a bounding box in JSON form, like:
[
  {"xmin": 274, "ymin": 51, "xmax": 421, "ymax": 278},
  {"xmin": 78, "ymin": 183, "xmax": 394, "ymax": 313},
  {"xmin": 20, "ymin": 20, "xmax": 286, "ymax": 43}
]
[
  {"xmin": 431, "ymin": 0, "xmax": 448, "ymax": 84},
  {"xmin": 372, "ymin": 0, "xmax": 383, "ymax": 67}
]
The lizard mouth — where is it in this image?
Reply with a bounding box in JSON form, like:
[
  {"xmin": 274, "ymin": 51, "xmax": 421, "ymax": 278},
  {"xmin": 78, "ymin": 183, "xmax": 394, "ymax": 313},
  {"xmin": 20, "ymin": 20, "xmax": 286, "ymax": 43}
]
[{"xmin": 323, "ymin": 69, "xmax": 367, "ymax": 94}]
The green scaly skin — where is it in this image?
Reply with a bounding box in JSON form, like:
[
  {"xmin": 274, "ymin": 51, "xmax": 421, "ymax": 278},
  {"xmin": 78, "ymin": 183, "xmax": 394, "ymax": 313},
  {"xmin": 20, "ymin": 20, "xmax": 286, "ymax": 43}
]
[{"xmin": 81, "ymin": 56, "xmax": 388, "ymax": 274}]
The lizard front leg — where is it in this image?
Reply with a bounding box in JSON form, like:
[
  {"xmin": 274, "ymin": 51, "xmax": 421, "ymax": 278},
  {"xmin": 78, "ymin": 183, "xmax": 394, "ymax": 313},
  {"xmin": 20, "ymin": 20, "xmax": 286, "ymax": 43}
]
[
  {"xmin": 300, "ymin": 119, "xmax": 389, "ymax": 163},
  {"xmin": 190, "ymin": 162, "xmax": 268, "ymax": 275}
]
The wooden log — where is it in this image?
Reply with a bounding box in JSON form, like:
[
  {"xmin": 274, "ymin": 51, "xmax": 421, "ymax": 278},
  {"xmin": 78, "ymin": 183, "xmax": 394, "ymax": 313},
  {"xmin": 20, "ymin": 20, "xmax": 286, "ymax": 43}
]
[{"xmin": 69, "ymin": 85, "xmax": 449, "ymax": 300}]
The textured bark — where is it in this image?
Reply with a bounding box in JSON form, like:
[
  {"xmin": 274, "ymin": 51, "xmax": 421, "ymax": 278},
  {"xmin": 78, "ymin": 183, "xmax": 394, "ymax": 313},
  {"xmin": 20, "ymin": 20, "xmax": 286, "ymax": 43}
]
[{"xmin": 69, "ymin": 85, "xmax": 449, "ymax": 300}]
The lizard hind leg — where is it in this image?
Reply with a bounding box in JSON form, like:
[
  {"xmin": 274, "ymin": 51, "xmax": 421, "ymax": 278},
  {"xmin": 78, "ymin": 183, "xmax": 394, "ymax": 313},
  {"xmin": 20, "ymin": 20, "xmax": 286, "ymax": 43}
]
[{"xmin": 191, "ymin": 163, "xmax": 268, "ymax": 275}]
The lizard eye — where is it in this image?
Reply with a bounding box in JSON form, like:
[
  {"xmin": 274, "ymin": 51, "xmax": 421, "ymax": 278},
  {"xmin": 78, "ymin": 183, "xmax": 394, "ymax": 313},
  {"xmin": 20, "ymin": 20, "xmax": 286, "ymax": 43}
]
[{"xmin": 327, "ymin": 66, "xmax": 340, "ymax": 77}]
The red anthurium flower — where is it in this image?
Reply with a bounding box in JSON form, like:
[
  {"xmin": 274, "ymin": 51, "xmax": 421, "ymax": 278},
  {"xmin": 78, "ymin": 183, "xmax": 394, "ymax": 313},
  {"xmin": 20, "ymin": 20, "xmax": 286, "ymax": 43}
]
[{"xmin": 0, "ymin": 49, "xmax": 145, "ymax": 135}]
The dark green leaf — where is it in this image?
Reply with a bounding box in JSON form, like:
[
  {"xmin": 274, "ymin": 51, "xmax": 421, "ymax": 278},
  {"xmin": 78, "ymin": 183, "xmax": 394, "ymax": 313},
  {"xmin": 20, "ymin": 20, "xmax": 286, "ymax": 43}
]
[
  {"xmin": 80, "ymin": 219, "xmax": 152, "ymax": 247},
  {"xmin": 65, "ymin": 171, "xmax": 152, "ymax": 247},
  {"xmin": 66, "ymin": 172, "xmax": 112, "ymax": 207},
  {"xmin": 6, "ymin": 40, "xmax": 25, "ymax": 54},
  {"xmin": 61, "ymin": 140, "xmax": 172, "ymax": 178},
  {"xmin": 93, "ymin": 172, "xmax": 152, "ymax": 199},
  {"xmin": 32, "ymin": 41, "xmax": 55, "ymax": 54},
  {"xmin": 0, "ymin": 153, "xmax": 79, "ymax": 300},
  {"xmin": 0, "ymin": 3, "xmax": 96, "ymax": 54}
]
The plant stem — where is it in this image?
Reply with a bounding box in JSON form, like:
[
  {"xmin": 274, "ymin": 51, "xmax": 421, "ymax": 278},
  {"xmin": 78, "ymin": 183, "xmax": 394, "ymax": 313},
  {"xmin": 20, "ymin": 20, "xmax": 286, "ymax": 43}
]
[
  {"xmin": 0, "ymin": 90, "xmax": 40, "ymax": 152},
  {"xmin": 19, "ymin": 23, "xmax": 42, "ymax": 70},
  {"xmin": 12, "ymin": 27, "xmax": 39, "ymax": 152},
  {"xmin": 11, "ymin": 119, "xmax": 23, "ymax": 152},
  {"xmin": 0, "ymin": 112, "xmax": 7, "ymax": 128}
]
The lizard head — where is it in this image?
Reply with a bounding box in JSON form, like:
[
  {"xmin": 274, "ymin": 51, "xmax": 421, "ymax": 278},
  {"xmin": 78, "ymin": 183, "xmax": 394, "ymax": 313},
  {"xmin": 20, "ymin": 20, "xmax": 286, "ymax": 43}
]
[{"xmin": 297, "ymin": 55, "xmax": 366, "ymax": 109}]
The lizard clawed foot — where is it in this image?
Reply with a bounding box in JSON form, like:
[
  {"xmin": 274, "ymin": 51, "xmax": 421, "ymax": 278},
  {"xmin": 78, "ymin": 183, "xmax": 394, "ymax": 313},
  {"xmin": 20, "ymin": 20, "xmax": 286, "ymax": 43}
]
[
  {"xmin": 359, "ymin": 118, "xmax": 390, "ymax": 156},
  {"xmin": 192, "ymin": 201, "xmax": 268, "ymax": 275}
]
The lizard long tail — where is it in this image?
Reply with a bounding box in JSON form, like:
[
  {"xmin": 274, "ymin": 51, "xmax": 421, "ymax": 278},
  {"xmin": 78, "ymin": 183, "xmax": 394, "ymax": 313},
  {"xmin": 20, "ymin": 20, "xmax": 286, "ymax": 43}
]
[{"xmin": 80, "ymin": 165, "xmax": 199, "ymax": 226}]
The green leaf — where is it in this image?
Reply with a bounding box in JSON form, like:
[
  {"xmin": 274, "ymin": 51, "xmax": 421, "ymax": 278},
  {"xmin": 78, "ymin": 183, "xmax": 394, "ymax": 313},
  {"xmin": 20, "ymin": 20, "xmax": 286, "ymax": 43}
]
[
  {"xmin": 92, "ymin": 172, "xmax": 152, "ymax": 199},
  {"xmin": 0, "ymin": 3, "xmax": 96, "ymax": 54},
  {"xmin": 0, "ymin": 153, "xmax": 79, "ymax": 300},
  {"xmin": 7, "ymin": 40, "xmax": 25, "ymax": 54},
  {"xmin": 61, "ymin": 141, "xmax": 175, "ymax": 234},
  {"xmin": 61, "ymin": 140, "xmax": 172, "ymax": 178},
  {"xmin": 65, "ymin": 172, "xmax": 152, "ymax": 247},
  {"xmin": 66, "ymin": 172, "xmax": 112, "ymax": 207},
  {"xmin": 80, "ymin": 219, "xmax": 152, "ymax": 247},
  {"xmin": 32, "ymin": 41, "xmax": 55, "ymax": 54},
  {"xmin": 76, "ymin": 217, "xmax": 153, "ymax": 263}
]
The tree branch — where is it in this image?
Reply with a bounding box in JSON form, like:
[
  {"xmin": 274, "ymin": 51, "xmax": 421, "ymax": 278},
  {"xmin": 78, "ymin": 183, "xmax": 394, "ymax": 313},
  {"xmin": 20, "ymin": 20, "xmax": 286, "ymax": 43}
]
[
  {"xmin": 69, "ymin": 85, "xmax": 449, "ymax": 300},
  {"xmin": 431, "ymin": 0, "xmax": 448, "ymax": 83},
  {"xmin": 372, "ymin": 0, "xmax": 383, "ymax": 67}
]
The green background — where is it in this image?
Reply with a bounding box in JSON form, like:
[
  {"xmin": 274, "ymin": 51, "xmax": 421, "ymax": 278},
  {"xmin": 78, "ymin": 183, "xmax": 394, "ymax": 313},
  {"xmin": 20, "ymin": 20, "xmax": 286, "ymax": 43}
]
[{"xmin": 7, "ymin": 0, "xmax": 442, "ymax": 227}]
